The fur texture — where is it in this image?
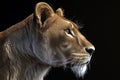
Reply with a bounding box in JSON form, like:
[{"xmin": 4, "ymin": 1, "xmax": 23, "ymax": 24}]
[{"xmin": 0, "ymin": 2, "xmax": 95, "ymax": 80}]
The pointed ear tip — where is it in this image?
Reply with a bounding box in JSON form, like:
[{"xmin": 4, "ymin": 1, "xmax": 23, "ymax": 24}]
[{"xmin": 57, "ymin": 8, "xmax": 63, "ymax": 12}]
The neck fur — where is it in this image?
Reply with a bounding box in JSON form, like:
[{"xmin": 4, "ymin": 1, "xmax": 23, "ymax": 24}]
[
  {"xmin": 3, "ymin": 25, "xmax": 51, "ymax": 80},
  {"xmin": 7, "ymin": 60, "xmax": 50, "ymax": 80}
]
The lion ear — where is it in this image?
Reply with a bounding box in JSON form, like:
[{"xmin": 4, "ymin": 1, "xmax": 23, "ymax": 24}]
[
  {"xmin": 35, "ymin": 2, "xmax": 54, "ymax": 27},
  {"xmin": 56, "ymin": 8, "xmax": 64, "ymax": 17}
]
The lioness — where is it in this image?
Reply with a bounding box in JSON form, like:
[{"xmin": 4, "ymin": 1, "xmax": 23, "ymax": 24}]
[{"xmin": 0, "ymin": 2, "xmax": 95, "ymax": 80}]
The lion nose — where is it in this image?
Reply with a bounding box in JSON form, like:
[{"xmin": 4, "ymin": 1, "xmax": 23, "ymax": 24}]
[{"xmin": 85, "ymin": 47, "xmax": 95, "ymax": 55}]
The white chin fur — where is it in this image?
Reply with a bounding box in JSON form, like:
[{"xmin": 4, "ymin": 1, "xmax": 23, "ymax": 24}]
[{"xmin": 71, "ymin": 64, "xmax": 87, "ymax": 77}]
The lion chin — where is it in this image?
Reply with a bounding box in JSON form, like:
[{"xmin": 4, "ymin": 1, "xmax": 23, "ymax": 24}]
[{"xmin": 71, "ymin": 64, "xmax": 87, "ymax": 77}]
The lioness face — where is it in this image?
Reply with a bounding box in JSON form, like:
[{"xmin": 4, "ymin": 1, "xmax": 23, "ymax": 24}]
[
  {"xmin": 35, "ymin": 2, "xmax": 95, "ymax": 77},
  {"xmin": 43, "ymin": 14, "xmax": 95, "ymax": 77}
]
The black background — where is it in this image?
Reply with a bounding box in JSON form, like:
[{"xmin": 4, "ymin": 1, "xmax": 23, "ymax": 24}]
[{"xmin": 0, "ymin": 0, "xmax": 117, "ymax": 80}]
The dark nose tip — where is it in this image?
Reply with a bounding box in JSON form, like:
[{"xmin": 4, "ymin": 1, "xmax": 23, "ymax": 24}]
[{"xmin": 85, "ymin": 47, "xmax": 95, "ymax": 55}]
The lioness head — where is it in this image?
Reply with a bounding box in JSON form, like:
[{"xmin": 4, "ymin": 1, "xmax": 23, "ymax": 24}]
[{"xmin": 33, "ymin": 2, "xmax": 95, "ymax": 77}]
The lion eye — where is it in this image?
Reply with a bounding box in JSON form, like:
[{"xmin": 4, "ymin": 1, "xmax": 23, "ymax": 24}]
[
  {"xmin": 64, "ymin": 28, "xmax": 74, "ymax": 38},
  {"xmin": 65, "ymin": 28, "xmax": 72, "ymax": 35}
]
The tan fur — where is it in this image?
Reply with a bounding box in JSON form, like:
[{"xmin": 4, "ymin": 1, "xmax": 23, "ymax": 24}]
[{"xmin": 0, "ymin": 2, "xmax": 95, "ymax": 80}]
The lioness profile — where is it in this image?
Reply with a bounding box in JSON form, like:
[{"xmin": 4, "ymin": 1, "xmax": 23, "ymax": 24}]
[{"xmin": 0, "ymin": 2, "xmax": 95, "ymax": 80}]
